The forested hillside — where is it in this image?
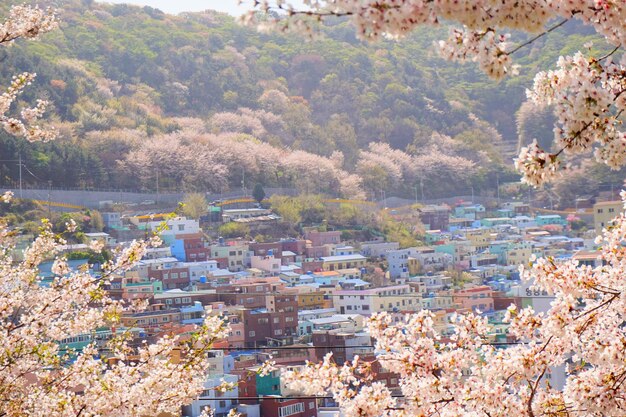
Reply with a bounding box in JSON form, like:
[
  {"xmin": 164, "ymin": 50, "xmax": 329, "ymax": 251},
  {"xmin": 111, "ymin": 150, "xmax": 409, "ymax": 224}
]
[{"xmin": 1, "ymin": 0, "xmax": 622, "ymax": 200}]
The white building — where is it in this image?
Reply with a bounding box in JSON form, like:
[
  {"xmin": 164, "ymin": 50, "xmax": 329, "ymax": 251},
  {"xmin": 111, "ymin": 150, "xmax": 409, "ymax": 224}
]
[
  {"xmin": 147, "ymin": 216, "xmax": 200, "ymax": 234},
  {"xmin": 180, "ymin": 301, "xmax": 205, "ymax": 325},
  {"xmin": 251, "ymin": 254, "xmax": 281, "ymax": 275},
  {"xmin": 181, "ymin": 260, "xmax": 219, "ymax": 281},
  {"xmin": 360, "ymin": 241, "xmax": 400, "ymax": 258},
  {"xmin": 182, "ymin": 374, "xmax": 239, "ymax": 417},
  {"xmin": 333, "ymin": 285, "xmax": 418, "ymax": 315}
]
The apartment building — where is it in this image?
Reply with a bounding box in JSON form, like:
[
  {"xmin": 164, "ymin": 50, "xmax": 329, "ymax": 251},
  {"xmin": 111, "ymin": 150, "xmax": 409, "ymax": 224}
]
[{"xmin": 333, "ymin": 285, "xmax": 418, "ymax": 315}]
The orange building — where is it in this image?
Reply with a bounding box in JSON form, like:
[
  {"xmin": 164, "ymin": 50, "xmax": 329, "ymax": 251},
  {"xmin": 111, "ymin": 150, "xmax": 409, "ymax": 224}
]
[{"xmin": 453, "ymin": 286, "xmax": 494, "ymax": 313}]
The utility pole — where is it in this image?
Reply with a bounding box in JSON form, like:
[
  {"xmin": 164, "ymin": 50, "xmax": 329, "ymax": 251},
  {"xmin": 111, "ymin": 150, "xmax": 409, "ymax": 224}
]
[
  {"xmin": 156, "ymin": 168, "xmax": 159, "ymax": 207},
  {"xmin": 471, "ymin": 184, "xmax": 474, "ymax": 204},
  {"xmin": 420, "ymin": 177, "xmax": 424, "ymax": 201},
  {"xmin": 548, "ymin": 191, "xmax": 553, "ymax": 211},
  {"xmin": 611, "ymin": 182, "xmax": 614, "ymax": 199},
  {"xmin": 414, "ymin": 184, "xmax": 418, "ymax": 205},
  {"xmin": 47, "ymin": 180, "xmax": 52, "ymax": 218},
  {"xmin": 496, "ymin": 172, "xmax": 500, "ymax": 205},
  {"xmin": 242, "ymin": 167, "xmax": 246, "ymax": 197},
  {"xmin": 18, "ymin": 152, "xmax": 22, "ymax": 199}
]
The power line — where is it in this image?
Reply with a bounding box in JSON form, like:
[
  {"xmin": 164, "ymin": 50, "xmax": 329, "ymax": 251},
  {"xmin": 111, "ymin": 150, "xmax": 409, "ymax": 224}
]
[
  {"xmin": 204, "ymin": 292, "xmax": 557, "ymax": 299},
  {"xmin": 204, "ymin": 341, "xmax": 528, "ymax": 351},
  {"xmin": 196, "ymin": 395, "xmax": 405, "ymax": 401}
]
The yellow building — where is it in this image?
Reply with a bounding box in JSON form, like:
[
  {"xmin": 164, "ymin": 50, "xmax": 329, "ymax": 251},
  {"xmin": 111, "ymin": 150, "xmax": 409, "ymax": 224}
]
[
  {"xmin": 593, "ymin": 200, "xmax": 622, "ymax": 234},
  {"xmin": 320, "ymin": 254, "xmax": 367, "ymax": 271},
  {"xmin": 297, "ymin": 290, "xmax": 331, "ymax": 309},
  {"xmin": 407, "ymin": 257, "xmax": 421, "ymax": 275},
  {"xmin": 505, "ymin": 243, "xmax": 534, "ymax": 266},
  {"xmin": 463, "ymin": 228, "xmax": 493, "ymax": 252}
]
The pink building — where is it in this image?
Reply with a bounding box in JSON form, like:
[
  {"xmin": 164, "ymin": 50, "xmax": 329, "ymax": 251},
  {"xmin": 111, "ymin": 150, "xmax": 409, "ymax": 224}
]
[
  {"xmin": 305, "ymin": 230, "xmax": 341, "ymax": 247},
  {"xmin": 453, "ymin": 285, "xmax": 494, "ymax": 313},
  {"xmin": 250, "ymin": 254, "xmax": 281, "ymax": 274}
]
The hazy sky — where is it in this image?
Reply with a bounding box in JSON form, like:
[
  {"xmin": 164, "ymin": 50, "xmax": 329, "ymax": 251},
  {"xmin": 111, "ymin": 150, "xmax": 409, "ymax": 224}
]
[{"xmin": 102, "ymin": 0, "xmax": 304, "ymax": 16}]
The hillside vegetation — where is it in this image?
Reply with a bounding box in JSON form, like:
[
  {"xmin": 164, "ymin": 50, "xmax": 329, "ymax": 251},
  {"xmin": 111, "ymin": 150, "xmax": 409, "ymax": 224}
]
[{"xmin": 0, "ymin": 0, "xmax": 621, "ymax": 201}]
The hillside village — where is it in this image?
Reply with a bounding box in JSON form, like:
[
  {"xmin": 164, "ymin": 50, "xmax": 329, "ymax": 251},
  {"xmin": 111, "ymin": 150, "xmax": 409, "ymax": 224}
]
[{"xmin": 23, "ymin": 194, "xmax": 622, "ymax": 417}]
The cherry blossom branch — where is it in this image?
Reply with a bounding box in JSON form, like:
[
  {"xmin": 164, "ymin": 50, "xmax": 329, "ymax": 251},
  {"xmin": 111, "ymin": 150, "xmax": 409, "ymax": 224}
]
[
  {"xmin": 598, "ymin": 44, "xmax": 622, "ymax": 61},
  {"xmin": 506, "ymin": 18, "xmax": 571, "ymax": 56},
  {"xmin": 527, "ymin": 365, "xmax": 548, "ymax": 417}
]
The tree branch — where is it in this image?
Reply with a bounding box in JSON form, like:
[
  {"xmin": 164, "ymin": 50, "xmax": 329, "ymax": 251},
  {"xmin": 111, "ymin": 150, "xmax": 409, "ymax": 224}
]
[{"xmin": 507, "ymin": 18, "xmax": 571, "ymax": 56}]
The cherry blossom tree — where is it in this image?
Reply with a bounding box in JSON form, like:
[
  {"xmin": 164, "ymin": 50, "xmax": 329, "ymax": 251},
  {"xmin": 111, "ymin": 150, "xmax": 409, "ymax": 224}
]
[
  {"xmin": 0, "ymin": 215, "xmax": 229, "ymax": 416},
  {"xmin": 121, "ymin": 128, "xmax": 367, "ymax": 198},
  {"xmin": 285, "ymin": 196, "xmax": 626, "ymax": 416},
  {"xmin": 0, "ymin": 6, "xmax": 231, "ymax": 416},
  {"xmin": 356, "ymin": 140, "xmax": 476, "ymax": 196},
  {"xmin": 246, "ymin": 1, "xmax": 626, "ymax": 187},
  {"xmin": 1, "ymin": 5, "xmax": 57, "ymax": 142}
]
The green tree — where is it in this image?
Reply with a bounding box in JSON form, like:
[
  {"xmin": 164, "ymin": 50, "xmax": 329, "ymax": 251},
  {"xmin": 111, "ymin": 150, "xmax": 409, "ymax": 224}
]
[
  {"xmin": 182, "ymin": 193, "xmax": 208, "ymax": 219},
  {"xmin": 269, "ymin": 195, "xmax": 303, "ymax": 225},
  {"xmin": 218, "ymin": 222, "xmax": 250, "ymax": 238},
  {"xmin": 253, "ymin": 183, "xmax": 266, "ymax": 204}
]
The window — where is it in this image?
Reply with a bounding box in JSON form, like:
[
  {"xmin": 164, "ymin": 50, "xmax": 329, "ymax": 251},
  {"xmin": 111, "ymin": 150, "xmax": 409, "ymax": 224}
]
[
  {"xmin": 273, "ymin": 317, "xmax": 280, "ymax": 324},
  {"xmin": 609, "ymin": 208, "xmax": 615, "ymax": 213},
  {"xmin": 180, "ymin": 272, "xmax": 187, "ymax": 278},
  {"xmin": 178, "ymin": 224, "xmax": 185, "ymax": 231},
  {"xmin": 285, "ymin": 317, "xmax": 294, "ymax": 322},
  {"xmin": 347, "ymin": 305, "xmax": 352, "ymax": 310},
  {"xmin": 362, "ymin": 305, "xmax": 370, "ymax": 310},
  {"xmin": 171, "ymin": 273, "xmax": 178, "ymax": 279},
  {"xmin": 249, "ymin": 331, "xmax": 255, "ymax": 337},
  {"xmin": 229, "ymin": 251, "xmax": 236, "ymax": 256},
  {"xmin": 309, "ymin": 402, "xmax": 315, "ymax": 409},
  {"xmin": 360, "ymin": 295, "xmax": 365, "ymax": 300},
  {"xmin": 258, "ymin": 318, "xmax": 269, "ymax": 324},
  {"xmin": 175, "ymin": 298, "xmax": 181, "ymax": 304},
  {"xmin": 279, "ymin": 403, "xmax": 305, "ymax": 417},
  {"xmin": 274, "ymin": 329, "xmax": 283, "ymax": 336},
  {"xmin": 165, "ymin": 299, "xmax": 173, "ymax": 305},
  {"xmin": 219, "ymin": 401, "xmax": 226, "ymax": 408},
  {"xmin": 182, "ymin": 297, "xmax": 191, "ymax": 303},
  {"xmin": 598, "ymin": 208, "xmax": 604, "ymax": 213}
]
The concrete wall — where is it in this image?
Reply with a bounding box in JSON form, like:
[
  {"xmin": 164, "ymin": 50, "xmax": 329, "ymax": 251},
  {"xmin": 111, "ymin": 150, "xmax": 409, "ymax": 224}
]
[{"xmin": 0, "ymin": 187, "xmax": 299, "ymax": 209}]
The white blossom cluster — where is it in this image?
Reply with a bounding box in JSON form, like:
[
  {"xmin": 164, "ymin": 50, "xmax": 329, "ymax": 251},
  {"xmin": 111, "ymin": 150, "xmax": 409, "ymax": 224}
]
[
  {"xmin": 284, "ymin": 195, "xmax": 626, "ymax": 416},
  {"xmin": 0, "ymin": 6, "xmax": 57, "ymax": 142},
  {"xmin": 517, "ymin": 51, "xmax": 626, "ymax": 185},
  {"xmin": 247, "ymin": 1, "xmax": 626, "ymax": 185}
]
